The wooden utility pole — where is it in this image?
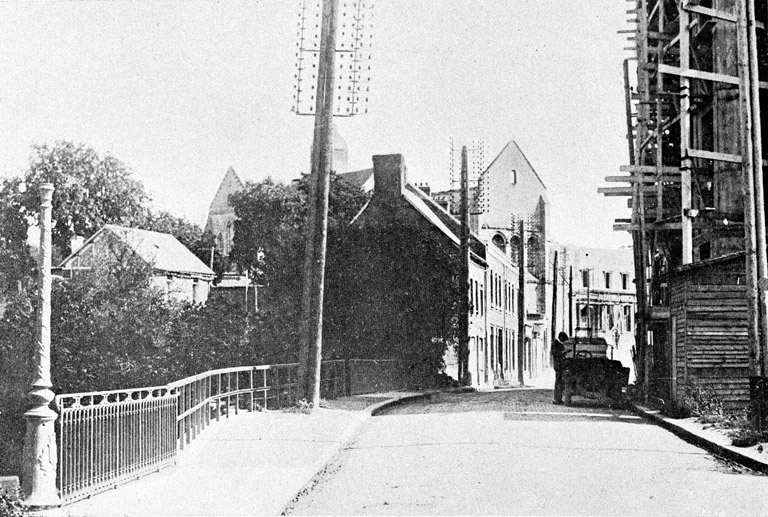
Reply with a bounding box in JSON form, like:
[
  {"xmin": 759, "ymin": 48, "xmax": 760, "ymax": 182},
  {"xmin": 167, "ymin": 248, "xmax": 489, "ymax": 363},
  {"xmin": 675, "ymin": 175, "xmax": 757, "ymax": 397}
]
[
  {"xmin": 744, "ymin": 0, "xmax": 767, "ymax": 377},
  {"xmin": 550, "ymin": 251, "xmax": 559, "ymax": 366},
  {"xmin": 297, "ymin": 0, "xmax": 338, "ymax": 407},
  {"xmin": 568, "ymin": 265, "xmax": 573, "ymax": 336},
  {"xmin": 737, "ymin": 0, "xmax": 760, "ymax": 380},
  {"xmin": 517, "ymin": 220, "xmax": 526, "ymax": 385},
  {"xmin": 458, "ymin": 146, "xmax": 471, "ymax": 385}
]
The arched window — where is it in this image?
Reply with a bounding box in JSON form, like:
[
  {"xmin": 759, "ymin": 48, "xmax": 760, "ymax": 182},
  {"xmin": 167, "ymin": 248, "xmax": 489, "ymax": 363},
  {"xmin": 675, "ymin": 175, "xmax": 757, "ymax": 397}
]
[
  {"xmin": 509, "ymin": 235, "xmax": 521, "ymax": 266},
  {"xmin": 526, "ymin": 235, "xmax": 540, "ymax": 274},
  {"xmin": 511, "ymin": 169, "xmax": 517, "ymax": 185},
  {"xmin": 492, "ymin": 233, "xmax": 507, "ymax": 254}
]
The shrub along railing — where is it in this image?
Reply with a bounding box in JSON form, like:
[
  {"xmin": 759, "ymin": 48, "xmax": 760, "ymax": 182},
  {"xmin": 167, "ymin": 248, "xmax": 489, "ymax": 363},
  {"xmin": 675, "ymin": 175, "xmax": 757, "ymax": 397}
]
[
  {"xmin": 55, "ymin": 360, "xmax": 350, "ymax": 504},
  {"xmin": 347, "ymin": 359, "xmax": 406, "ymax": 395}
]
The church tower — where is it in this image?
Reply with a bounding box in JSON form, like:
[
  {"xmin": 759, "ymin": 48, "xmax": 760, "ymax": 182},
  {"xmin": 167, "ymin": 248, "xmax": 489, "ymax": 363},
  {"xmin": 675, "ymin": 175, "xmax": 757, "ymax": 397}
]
[{"xmin": 205, "ymin": 167, "xmax": 244, "ymax": 258}]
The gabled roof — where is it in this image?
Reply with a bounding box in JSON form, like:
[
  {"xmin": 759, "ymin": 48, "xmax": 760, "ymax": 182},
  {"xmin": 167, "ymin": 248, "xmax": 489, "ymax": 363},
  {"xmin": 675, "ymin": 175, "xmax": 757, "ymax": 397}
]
[
  {"xmin": 405, "ymin": 184, "xmax": 486, "ymax": 257},
  {"xmin": 60, "ymin": 224, "xmax": 215, "ymax": 278},
  {"xmin": 338, "ymin": 168, "xmax": 374, "ymax": 191},
  {"xmin": 484, "ymin": 140, "xmax": 547, "ymax": 190},
  {"xmin": 208, "ymin": 167, "xmax": 244, "ymax": 215}
]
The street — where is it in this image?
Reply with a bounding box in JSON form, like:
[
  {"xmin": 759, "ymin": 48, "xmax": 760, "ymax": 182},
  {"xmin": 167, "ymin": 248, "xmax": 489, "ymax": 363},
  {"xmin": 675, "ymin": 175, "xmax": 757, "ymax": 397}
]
[{"xmin": 288, "ymin": 389, "xmax": 768, "ymax": 515}]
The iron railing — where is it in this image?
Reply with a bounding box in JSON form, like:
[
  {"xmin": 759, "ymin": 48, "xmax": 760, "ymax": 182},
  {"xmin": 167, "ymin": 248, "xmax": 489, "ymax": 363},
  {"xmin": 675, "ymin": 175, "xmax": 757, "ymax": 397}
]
[
  {"xmin": 56, "ymin": 386, "xmax": 177, "ymax": 504},
  {"xmin": 55, "ymin": 360, "xmax": 347, "ymax": 503}
]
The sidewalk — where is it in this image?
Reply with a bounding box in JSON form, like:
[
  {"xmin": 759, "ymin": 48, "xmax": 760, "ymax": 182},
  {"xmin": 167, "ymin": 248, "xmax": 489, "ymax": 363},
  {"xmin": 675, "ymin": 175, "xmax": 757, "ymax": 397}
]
[
  {"xmin": 631, "ymin": 403, "xmax": 768, "ymax": 474},
  {"xmin": 63, "ymin": 391, "xmax": 428, "ymax": 517}
]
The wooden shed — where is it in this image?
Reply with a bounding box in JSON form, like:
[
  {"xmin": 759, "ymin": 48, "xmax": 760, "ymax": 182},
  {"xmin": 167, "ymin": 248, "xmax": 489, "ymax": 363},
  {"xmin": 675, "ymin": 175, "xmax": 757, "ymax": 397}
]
[{"xmin": 667, "ymin": 252, "xmax": 750, "ymax": 410}]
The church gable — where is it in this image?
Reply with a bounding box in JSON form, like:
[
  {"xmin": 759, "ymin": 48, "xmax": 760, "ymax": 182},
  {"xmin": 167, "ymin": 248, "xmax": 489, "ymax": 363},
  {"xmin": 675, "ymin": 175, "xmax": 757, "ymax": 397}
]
[
  {"xmin": 208, "ymin": 167, "xmax": 244, "ymax": 217},
  {"xmin": 205, "ymin": 167, "xmax": 244, "ymax": 257}
]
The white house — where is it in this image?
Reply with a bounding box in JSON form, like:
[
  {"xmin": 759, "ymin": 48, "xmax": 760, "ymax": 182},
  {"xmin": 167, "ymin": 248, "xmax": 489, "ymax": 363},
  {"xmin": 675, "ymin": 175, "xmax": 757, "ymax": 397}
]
[{"xmin": 57, "ymin": 225, "xmax": 216, "ymax": 304}]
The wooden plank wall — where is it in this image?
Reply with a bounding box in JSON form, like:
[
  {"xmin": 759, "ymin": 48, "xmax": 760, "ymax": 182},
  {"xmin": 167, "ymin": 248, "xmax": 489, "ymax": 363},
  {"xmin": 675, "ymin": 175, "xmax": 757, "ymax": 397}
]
[{"xmin": 670, "ymin": 257, "xmax": 750, "ymax": 410}]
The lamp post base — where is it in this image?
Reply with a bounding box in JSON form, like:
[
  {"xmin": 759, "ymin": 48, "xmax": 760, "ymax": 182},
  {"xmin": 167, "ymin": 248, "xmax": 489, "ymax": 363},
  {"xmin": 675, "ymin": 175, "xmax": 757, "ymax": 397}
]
[{"xmin": 22, "ymin": 395, "xmax": 60, "ymax": 509}]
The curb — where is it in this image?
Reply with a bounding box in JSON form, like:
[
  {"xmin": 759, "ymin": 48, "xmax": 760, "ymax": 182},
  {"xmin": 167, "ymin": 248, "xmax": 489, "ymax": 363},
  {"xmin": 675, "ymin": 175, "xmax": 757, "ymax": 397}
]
[
  {"xmin": 280, "ymin": 388, "xmax": 460, "ymax": 515},
  {"xmin": 630, "ymin": 402, "xmax": 768, "ymax": 474}
]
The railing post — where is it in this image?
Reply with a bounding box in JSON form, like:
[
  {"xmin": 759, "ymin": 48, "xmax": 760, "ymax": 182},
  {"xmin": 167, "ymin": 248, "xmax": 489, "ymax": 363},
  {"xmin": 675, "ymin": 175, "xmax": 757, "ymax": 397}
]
[
  {"xmin": 272, "ymin": 367, "xmax": 279, "ymax": 408},
  {"xmin": 249, "ymin": 368, "xmax": 254, "ymax": 411},
  {"xmin": 22, "ymin": 183, "xmax": 60, "ymax": 509},
  {"xmin": 344, "ymin": 359, "xmax": 352, "ymax": 397},
  {"xmin": 263, "ymin": 369, "xmax": 268, "ymax": 408},
  {"xmin": 216, "ymin": 374, "xmax": 221, "ymax": 421}
]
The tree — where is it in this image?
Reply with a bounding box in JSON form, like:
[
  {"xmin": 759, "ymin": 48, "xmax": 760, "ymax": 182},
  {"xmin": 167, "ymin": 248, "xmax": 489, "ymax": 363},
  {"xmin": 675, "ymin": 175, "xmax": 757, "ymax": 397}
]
[
  {"xmin": 19, "ymin": 141, "xmax": 148, "ymax": 257},
  {"xmin": 230, "ymin": 173, "xmax": 369, "ymax": 290},
  {"xmin": 0, "ymin": 177, "xmax": 37, "ymax": 293},
  {"xmin": 138, "ymin": 210, "xmax": 217, "ymax": 272},
  {"xmin": 139, "ymin": 210, "xmax": 204, "ymax": 250},
  {"xmin": 323, "ymin": 223, "xmax": 461, "ymax": 378},
  {"xmin": 228, "ymin": 173, "xmax": 369, "ymax": 361}
]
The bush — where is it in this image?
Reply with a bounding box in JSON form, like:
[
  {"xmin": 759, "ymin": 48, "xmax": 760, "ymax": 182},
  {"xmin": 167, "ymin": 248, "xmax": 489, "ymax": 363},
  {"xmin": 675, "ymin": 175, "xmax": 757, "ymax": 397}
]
[
  {"xmin": 0, "ymin": 485, "xmax": 27, "ymax": 517},
  {"xmin": 679, "ymin": 383, "xmax": 725, "ymax": 421}
]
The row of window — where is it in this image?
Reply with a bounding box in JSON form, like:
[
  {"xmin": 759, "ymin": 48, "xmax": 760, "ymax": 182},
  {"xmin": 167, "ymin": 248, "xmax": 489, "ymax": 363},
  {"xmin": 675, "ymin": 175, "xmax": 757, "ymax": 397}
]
[
  {"xmin": 581, "ymin": 270, "xmax": 632, "ymax": 291},
  {"xmin": 577, "ymin": 303, "xmax": 634, "ymax": 332},
  {"xmin": 489, "ymin": 271, "xmax": 514, "ymax": 313},
  {"xmin": 472, "ymin": 273, "xmax": 516, "ymax": 316}
]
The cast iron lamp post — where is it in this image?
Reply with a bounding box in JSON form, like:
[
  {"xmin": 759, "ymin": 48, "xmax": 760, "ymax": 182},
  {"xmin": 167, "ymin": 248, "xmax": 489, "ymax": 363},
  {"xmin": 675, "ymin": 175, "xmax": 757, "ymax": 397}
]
[{"xmin": 22, "ymin": 183, "xmax": 60, "ymax": 508}]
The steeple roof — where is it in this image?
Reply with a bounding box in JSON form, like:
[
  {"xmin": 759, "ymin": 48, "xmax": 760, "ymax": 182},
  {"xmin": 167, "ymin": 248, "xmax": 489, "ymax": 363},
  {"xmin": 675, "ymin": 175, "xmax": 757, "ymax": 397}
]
[{"xmin": 208, "ymin": 167, "xmax": 244, "ymax": 216}]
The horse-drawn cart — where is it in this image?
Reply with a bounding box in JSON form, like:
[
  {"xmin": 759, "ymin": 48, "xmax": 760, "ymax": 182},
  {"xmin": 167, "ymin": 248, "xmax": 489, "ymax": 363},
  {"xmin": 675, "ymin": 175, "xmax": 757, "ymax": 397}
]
[{"xmin": 561, "ymin": 336, "xmax": 630, "ymax": 406}]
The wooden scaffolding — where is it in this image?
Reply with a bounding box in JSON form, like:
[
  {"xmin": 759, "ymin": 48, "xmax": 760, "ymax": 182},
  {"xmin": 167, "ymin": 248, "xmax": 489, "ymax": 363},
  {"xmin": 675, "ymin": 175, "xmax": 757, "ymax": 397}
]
[{"xmin": 602, "ymin": 0, "xmax": 767, "ymax": 405}]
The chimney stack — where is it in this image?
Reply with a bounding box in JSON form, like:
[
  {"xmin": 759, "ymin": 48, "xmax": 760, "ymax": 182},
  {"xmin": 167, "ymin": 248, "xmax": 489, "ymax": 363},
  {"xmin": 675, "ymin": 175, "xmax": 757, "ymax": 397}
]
[{"xmin": 372, "ymin": 154, "xmax": 406, "ymax": 200}]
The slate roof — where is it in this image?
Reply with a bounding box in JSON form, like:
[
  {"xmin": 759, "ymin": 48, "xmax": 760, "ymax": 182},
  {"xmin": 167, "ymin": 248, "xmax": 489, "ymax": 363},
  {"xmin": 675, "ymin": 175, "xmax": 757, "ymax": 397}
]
[
  {"xmin": 338, "ymin": 168, "xmax": 374, "ymax": 191},
  {"xmin": 60, "ymin": 224, "xmax": 215, "ymax": 279}
]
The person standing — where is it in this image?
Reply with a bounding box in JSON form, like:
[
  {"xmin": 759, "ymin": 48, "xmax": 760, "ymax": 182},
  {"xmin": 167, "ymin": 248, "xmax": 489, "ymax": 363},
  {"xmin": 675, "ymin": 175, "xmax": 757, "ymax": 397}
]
[{"xmin": 552, "ymin": 331, "xmax": 569, "ymax": 404}]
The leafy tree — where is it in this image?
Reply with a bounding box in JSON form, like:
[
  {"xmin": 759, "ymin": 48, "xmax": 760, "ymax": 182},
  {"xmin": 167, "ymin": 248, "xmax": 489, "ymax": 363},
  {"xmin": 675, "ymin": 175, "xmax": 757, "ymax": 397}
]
[
  {"xmin": 139, "ymin": 210, "xmax": 204, "ymax": 250},
  {"xmin": 230, "ymin": 173, "xmax": 369, "ymax": 291},
  {"xmin": 138, "ymin": 210, "xmax": 218, "ymax": 273},
  {"xmin": 324, "ymin": 223, "xmax": 461, "ymax": 376},
  {"xmin": 18, "ymin": 141, "xmax": 148, "ymax": 257},
  {"xmin": 0, "ymin": 178, "xmax": 37, "ymax": 293}
]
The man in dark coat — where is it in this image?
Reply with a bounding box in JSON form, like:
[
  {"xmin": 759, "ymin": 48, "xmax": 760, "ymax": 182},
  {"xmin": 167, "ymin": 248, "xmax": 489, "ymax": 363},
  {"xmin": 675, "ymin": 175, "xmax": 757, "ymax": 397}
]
[{"xmin": 552, "ymin": 331, "xmax": 569, "ymax": 404}]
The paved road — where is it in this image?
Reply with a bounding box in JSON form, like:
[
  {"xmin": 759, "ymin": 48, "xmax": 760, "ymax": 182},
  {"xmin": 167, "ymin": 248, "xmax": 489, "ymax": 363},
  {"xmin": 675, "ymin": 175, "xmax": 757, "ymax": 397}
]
[{"xmin": 288, "ymin": 389, "xmax": 768, "ymax": 516}]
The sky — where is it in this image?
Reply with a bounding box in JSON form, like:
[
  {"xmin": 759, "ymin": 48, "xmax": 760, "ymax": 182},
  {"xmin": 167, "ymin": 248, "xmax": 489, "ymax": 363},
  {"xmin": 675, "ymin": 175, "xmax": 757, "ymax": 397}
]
[{"xmin": 0, "ymin": 0, "xmax": 634, "ymax": 249}]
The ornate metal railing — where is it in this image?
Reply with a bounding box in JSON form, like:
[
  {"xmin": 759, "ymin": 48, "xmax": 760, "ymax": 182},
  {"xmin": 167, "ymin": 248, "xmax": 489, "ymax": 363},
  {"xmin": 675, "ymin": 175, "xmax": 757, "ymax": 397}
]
[
  {"xmin": 55, "ymin": 360, "xmax": 347, "ymax": 503},
  {"xmin": 56, "ymin": 386, "xmax": 177, "ymax": 504}
]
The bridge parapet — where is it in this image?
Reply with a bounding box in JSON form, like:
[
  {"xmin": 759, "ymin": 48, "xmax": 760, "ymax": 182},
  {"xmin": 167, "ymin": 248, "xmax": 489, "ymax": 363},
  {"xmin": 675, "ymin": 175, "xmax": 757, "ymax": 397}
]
[{"xmin": 55, "ymin": 360, "xmax": 349, "ymax": 504}]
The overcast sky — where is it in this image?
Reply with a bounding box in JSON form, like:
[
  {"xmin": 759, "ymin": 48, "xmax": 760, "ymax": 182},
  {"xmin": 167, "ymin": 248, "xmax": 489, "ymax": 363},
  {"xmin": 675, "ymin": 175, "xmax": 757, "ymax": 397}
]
[{"xmin": 0, "ymin": 0, "xmax": 633, "ymax": 249}]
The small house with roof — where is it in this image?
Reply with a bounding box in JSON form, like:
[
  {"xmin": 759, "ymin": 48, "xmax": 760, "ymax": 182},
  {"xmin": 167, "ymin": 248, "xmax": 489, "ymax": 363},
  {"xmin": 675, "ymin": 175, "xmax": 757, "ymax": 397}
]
[{"xmin": 56, "ymin": 225, "xmax": 216, "ymax": 304}]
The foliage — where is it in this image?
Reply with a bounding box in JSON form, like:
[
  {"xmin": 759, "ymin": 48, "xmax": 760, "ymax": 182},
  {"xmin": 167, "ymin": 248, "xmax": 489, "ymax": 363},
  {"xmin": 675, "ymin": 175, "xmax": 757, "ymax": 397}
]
[
  {"xmin": 680, "ymin": 383, "xmax": 725, "ymax": 420},
  {"xmin": 49, "ymin": 254, "xmax": 180, "ymax": 392},
  {"xmin": 724, "ymin": 409, "xmax": 768, "ymax": 447},
  {"xmin": 167, "ymin": 296, "xmax": 278, "ymax": 378},
  {"xmin": 230, "ymin": 173, "xmax": 370, "ymax": 290},
  {"xmin": 138, "ymin": 210, "xmax": 219, "ymax": 277},
  {"xmin": 229, "ymin": 173, "xmax": 370, "ymax": 361},
  {"xmin": 138, "ymin": 210, "xmax": 204, "ymax": 251},
  {"xmin": 0, "ymin": 141, "xmax": 214, "ymax": 300},
  {"xmin": 662, "ymin": 382, "xmax": 725, "ymax": 421},
  {"xmin": 0, "ymin": 484, "xmax": 27, "ymax": 517},
  {"xmin": 0, "ymin": 179, "xmax": 37, "ymax": 294},
  {"xmin": 18, "ymin": 142, "xmax": 148, "ymax": 257},
  {"xmin": 231, "ymin": 178, "xmax": 304, "ymax": 289},
  {"xmin": 323, "ymin": 223, "xmax": 461, "ymax": 378}
]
